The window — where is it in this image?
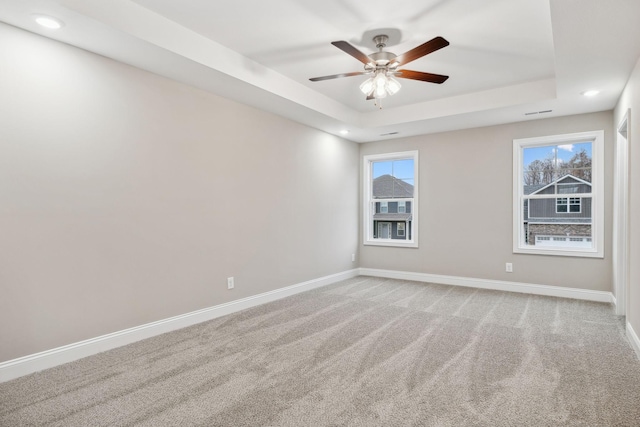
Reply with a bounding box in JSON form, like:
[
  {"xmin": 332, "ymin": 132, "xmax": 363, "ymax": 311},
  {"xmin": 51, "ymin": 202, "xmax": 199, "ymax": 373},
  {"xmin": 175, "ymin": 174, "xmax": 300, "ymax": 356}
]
[
  {"xmin": 513, "ymin": 130, "xmax": 604, "ymax": 257},
  {"xmin": 556, "ymin": 197, "xmax": 581, "ymax": 213},
  {"xmin": 363, "ymin": 151, "xmax": 418, "ymax": 247},
  {"xmin": 556, "ymin": 198, "xmax": 567, "ymax": 213}
]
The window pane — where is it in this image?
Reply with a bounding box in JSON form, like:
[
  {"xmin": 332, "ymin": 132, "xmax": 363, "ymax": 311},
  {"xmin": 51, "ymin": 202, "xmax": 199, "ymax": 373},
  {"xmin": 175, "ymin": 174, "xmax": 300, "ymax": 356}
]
[
  {"xmin": 372, "ymin": 161, "xmax": 392, "ymax": 178},
  {"xmin": 523, "ymin": 145, "xmax": 556, "ymax": 187},
  {"xmin": 523, "ymin": 141, "xmax": 592, "ymax": 194},
  {"xmin": 391, "ymin": 159, "xmax": 414, "ymax": 180},
  {"xmin": 557, "ymin": 141, "xmax": 593, "ymax": 183},
  {"xmin": 372, "ymin": 159, "xmax": 415, "ymax": 198},
  {"xmin": 523, "ymin": 196, "xmax": 593, "ymax": 248},
  {"xmin": 556, "ymin": 198, "xmax": 568, "ymax": 213}
]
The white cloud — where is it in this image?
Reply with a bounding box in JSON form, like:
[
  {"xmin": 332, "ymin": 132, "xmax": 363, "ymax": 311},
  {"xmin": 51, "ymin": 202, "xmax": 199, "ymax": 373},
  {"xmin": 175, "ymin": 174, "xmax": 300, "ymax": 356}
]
[{"xmin": 558, "ymin": 144, "xmax": 574, "ymax": 152}]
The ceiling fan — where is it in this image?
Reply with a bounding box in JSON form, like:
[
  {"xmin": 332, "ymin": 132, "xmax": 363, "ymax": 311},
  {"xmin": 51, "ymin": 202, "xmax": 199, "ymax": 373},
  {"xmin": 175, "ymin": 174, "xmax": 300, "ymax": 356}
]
[{"xmin": 310, "ymin": 34, "xmax": 449, "ymax": 106}]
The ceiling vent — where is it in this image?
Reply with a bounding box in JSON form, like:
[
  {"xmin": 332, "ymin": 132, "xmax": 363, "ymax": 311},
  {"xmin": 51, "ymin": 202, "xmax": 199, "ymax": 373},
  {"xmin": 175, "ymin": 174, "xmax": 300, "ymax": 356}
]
[{"xmin": 525, "ymin": 110, "xmax": 553, "ymax": 116}]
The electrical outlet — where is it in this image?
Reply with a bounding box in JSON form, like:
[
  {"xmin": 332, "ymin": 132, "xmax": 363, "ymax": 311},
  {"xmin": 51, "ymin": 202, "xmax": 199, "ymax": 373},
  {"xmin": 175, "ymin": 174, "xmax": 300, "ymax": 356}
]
[
  {"xmin": 351, "ymin": 253, "xmax": 355, "ymax": 262},
  {"xmin": 227, "ymin": 277, "xmax": 234, "ymax": 289},
  {"xmin": 505, "ymin": 263, "xmax": 513, "ymax": 273}
]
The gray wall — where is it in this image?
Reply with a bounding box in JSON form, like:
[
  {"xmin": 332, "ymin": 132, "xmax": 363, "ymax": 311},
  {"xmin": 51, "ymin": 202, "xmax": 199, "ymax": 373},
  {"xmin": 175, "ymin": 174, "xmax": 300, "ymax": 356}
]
[
  {"xmin": 0, "ymin": 20, "xmax": 628, "ymax": 366},
  {"xmin": 0, "ymin": 23, "xmax": 359, "ymax": 363},
  {"xmin": 614, "ymin": 56, "xmax": 640, "ymax": 338},
  {"xmin": 360, "ymin": 111, "xmax": 614, "ymax": 291}
]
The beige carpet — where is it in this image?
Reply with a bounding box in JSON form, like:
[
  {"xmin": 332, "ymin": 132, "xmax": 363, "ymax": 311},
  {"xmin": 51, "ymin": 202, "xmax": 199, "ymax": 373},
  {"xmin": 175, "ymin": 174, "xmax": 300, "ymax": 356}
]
[{"xmin": 1, "ymin": 276, "xmax": 639, "ymax": 426}]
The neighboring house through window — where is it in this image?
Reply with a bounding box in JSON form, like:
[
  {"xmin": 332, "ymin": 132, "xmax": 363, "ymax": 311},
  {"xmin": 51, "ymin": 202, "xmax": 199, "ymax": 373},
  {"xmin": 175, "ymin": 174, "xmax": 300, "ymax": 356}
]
[
  {"xmin": 513, "ymin": 130, "xmax": 604, "ymax": 257},
  {"xmin": 363, "ymin": 151, "xmax": 418, "ymax": 247}
]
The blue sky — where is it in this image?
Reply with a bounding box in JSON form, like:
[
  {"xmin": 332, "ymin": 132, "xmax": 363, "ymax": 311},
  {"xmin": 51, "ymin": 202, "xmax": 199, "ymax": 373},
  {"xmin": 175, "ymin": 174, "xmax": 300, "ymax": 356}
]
[
  {"xmin": 523, "ymin": 141, "xmax": 592, "ymax": 168},
  {"xmin": 373, "ymin": 159, "xmax": 414, "ymax": 182}
]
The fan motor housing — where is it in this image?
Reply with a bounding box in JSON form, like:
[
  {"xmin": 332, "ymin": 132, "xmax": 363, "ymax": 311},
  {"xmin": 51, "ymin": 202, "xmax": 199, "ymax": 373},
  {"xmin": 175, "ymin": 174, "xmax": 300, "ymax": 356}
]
[{"xmin": 369, "ymin": 51, "xmax": 397, "ymax": 65}]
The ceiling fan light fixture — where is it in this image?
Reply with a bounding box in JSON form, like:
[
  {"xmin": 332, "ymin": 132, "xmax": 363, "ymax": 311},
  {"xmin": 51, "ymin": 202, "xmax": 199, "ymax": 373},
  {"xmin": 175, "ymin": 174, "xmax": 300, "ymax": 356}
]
[
  {"xmin": 375, "ymin": 83, "xmax": 388, "ymax": 99},
  {"xmin": 387, "ymin": 76, "xmax": 401, "ymax": 95},
  {"xmin": 359, "ymin": 77, "xmax": 375, "ymax": 95},
  {"xmin": 361, "ymin": 72, "xmax": 400, "ymax": 100},
  {"xmin": 374, "ymin": 71, "xmax": 387, "ymax": 87},
  {"xmin": 373, "ymin": 71, "xmax": 388, "ymax": 99}
]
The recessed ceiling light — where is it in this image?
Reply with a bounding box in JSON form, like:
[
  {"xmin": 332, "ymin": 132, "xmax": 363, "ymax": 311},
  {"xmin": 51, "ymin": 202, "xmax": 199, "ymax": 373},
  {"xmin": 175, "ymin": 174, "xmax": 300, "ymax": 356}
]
[
  {"xmin": 33, "ymin": 15, "xmax": 64, "ymax": 29},
  {"xmin": 582, "ymin": 90, "xmax": 600, "ymax": 97},
  {"xmin": 339, "ymin": 130, "xmax": 349, "ymax": 135}
]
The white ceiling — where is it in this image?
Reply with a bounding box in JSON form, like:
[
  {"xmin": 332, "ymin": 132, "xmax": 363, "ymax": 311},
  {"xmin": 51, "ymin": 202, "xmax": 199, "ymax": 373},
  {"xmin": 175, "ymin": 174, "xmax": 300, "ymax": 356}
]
[{"xmin": 1, "ymin": 0, "xmax": 640, "ymax": 142}]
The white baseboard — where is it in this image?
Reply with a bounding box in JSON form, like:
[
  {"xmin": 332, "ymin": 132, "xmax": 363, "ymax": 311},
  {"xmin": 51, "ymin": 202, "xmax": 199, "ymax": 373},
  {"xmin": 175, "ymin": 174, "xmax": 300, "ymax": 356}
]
[
  {"xmin": 0, "ymin": 269, "xmax": 359, "ymax": 383},
  {"xmin": 611, "ymin": 294, "xmax": 618, "ymax": 311},
  {"xmin": 358, "ymin": 268, "xmax": 614, "ymax": 303},
  {"xmin": 0, "ymin": 268, "xmax": 618, "ymax": 383},
  {"xmin": 627, "ymin": 322, "xmax": 640, "ymax": 360}
]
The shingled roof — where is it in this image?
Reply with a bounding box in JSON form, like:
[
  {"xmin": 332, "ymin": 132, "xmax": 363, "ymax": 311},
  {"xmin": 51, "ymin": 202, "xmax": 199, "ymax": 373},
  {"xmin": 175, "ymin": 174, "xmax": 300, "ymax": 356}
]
[
  {"xmin": 524, "ymin": 184, "xmax": 546, "ymax": 195},
  {"xmin": 373, "ymin": 174, "xmax": 414, "ymax": 198}
]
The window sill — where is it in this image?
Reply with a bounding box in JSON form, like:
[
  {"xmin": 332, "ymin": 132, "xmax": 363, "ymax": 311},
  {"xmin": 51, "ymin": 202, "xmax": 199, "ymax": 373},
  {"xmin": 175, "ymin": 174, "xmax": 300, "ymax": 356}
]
[
  {"xmin": 513, "ymin": 246, "xmax": 603, "ymax": 258},
  {"xmin": 364, "ymin": 239, "xmax": 418, "ymax": 248}
]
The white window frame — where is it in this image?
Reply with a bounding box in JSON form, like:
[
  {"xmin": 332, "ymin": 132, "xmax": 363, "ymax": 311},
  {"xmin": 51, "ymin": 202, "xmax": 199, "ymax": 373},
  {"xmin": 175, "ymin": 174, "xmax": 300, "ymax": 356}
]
[
  {"xmin": 513, "ymin": 130, "xmax": 604, "ymax": 258},
  {"xmin": 398, "ymin": 201, "xmax": 406, "ymax": 213},
  {"xmin": 363, "ymin": 151, "xmax": 418, "ymax": 248},
  {"xmin": 380, "ymin": 201, "xmax": 388, "ymax": 213},
  {"xmin": 397, "ymin": 222, "xmax": 406, "ymax": 237}
]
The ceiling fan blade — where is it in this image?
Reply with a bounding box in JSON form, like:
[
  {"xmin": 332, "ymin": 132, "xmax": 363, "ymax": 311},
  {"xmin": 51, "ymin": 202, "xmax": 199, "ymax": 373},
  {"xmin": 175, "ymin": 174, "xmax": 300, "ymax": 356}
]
[
  {"xmin": 331, "ymin": 41, "xmax": 372, "ymax": 65},
  {"xmin": 309, "ymin": 71, "xmax": 368, "ymax": 82},
  {"xmin": 393, "ymin": 36, "xmax": 449, "ymax": 66},
  {"xmin": 396, "ymin": 69, "xmax": 449, "ymax": 84}
]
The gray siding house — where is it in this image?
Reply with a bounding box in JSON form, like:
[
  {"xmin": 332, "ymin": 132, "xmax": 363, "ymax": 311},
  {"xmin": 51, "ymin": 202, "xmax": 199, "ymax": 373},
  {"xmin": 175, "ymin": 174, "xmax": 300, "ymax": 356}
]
[
  {"xmin": 524, "ymin": 174, "xmax": 592, "ymax": 247},
  {"xmin": 372, "ymin": 174, "xmax": 413, "ymax": 240}
]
